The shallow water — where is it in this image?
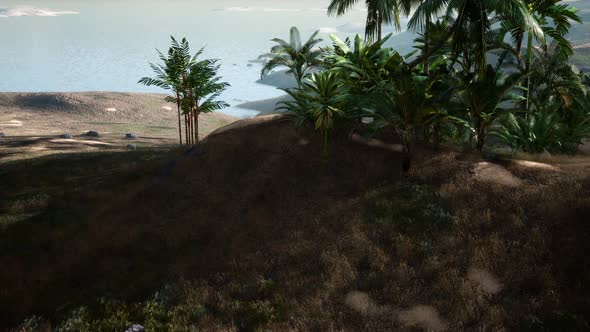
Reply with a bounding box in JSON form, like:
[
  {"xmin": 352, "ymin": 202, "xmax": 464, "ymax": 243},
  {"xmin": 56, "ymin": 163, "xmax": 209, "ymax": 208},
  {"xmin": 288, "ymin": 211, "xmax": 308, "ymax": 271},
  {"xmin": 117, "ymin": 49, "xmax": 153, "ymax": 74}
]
[{"xmin": 0, "ymin": 0, "xmax": 377, "ymax": 117}]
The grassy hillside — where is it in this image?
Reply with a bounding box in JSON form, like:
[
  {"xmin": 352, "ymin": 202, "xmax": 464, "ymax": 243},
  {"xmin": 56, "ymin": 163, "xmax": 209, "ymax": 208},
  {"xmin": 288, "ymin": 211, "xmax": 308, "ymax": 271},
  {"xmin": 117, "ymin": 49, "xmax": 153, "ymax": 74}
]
[
  {"xmin": 0, "ymin": 92, "xmax": 232, "ymax": 137},
  {"xmin": 0, "ymin": 92, "xmax": 237, "ymax": 163},
  {"xmin": 1, "ymin": 117, "xmax": 589, "ymax": 331}
]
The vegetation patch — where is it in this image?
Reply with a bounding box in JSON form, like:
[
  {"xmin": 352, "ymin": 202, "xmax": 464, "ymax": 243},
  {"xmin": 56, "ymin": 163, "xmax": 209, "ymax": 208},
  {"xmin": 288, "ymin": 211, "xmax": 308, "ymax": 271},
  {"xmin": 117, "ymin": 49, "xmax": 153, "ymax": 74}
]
[{"xmin": 365, "ymin": 182, "xmax": 456, "ymax": 252}]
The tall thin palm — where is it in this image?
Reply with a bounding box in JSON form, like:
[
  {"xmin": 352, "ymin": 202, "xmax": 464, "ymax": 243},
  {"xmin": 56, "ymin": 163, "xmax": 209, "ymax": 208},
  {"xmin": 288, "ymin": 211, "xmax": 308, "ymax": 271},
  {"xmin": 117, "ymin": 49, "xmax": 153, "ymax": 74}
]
[
  {"xmin": 183, "ymin": 57, "xmax": 230, "ymax": 143},
  {"xmin": 260, "ymin": 27, "xmax": 323, "ymax": 87},
  {"xmin": 139, "ymin": 37, "xmax": 187, "ymax": 146}
]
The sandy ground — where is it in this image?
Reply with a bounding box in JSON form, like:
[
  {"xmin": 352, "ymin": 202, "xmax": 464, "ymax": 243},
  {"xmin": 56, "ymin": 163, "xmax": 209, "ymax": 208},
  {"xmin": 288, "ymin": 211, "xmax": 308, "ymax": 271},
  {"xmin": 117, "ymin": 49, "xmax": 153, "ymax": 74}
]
[
  {"xmin": 236, "ymin": 95, "xmax": 292, "ymax": 116},
  {"xmin": 0, "ymin": 92, "xmax": 237, "ymax": 162}
]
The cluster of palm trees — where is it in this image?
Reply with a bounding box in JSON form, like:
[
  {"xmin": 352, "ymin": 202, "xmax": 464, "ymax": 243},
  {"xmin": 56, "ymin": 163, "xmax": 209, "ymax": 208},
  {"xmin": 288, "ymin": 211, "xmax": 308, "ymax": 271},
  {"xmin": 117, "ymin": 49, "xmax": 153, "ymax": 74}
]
[
  {"xmin": 262, "ymin": 0, "xmax": 588, "ymax": 172},
  {"xmin": 139, "ymin": 37, "xmax": 230, "ymax": 147}
]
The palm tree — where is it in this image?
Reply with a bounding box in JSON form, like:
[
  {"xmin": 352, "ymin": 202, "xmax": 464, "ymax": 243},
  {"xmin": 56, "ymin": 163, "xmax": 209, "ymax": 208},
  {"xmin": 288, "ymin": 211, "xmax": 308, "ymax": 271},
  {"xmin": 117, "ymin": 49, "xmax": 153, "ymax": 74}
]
[
  {"xmin": 328, "ymin": 0, "xmax": 414, "ymax": 41},
  {"xmin": 278, "ymin": 71, "xmax": 347, "ymax": 158},
  {"xmin": 260, "ymin": 27, "xmax": 324, "ymax": 87},
  {"xmin": 412, "ymin": 18, "xmax": 453, "ymax": 74},
  {"xmin": 183, "ymin": 56, "xmax": 230, "ymax": 143},
  {"xmin": 524, "ymin": 0, "xmax": 581, "ymax": 111},
  {"xmin": 527, "ymin": 41, "xmax": 585, "ymax": 113},
  {"xmin": 139, "ymin": 37, "xmax": 188, "ymax": 146},
  {"xmin": 328, "ymin": 33, "xmax": 393, "ymax": 80},
  {"xmin": 451, "ymin": 64, "xmax": 526, "ymax": 151},
  {"xmin": 332, "ymin": 36, "xmax": 445, "ymax": 173},
  {"xmin": 408, "ymin": 0, "xmax": 542, "ymax": 74}
]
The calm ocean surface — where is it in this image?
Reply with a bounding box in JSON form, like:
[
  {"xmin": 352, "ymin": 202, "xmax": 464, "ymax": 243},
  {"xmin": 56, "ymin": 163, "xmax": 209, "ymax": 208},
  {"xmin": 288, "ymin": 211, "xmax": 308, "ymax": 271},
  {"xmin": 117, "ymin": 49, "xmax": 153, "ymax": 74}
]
[{"xmin": 0, "ymin": 0, "xmax": 384, "ymax": 117}]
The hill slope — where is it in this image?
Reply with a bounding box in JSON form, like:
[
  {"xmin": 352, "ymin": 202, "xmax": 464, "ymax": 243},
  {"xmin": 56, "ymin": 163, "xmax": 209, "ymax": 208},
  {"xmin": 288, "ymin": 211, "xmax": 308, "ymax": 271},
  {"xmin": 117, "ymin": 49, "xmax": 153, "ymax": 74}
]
[{"xmin": 1, "ymin": 116, "xmax": 589, "ymax": 330}]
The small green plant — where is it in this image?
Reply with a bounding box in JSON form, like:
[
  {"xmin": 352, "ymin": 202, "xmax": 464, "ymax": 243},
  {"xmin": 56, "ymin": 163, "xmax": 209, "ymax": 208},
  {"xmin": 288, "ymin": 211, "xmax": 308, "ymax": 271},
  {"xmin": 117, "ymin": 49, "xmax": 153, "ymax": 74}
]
[
  {"xmin": 57, "ymin": 307, "xmax": 93, "ymax": 332},
  {"xmin": 366, "ymin": 182, "xmax": 456, "ymax": 244},
  {"xmin": 520, "ymin": 311, "xmax": 589, "ymax": 331},
  {"xmin": 259, "ymin": 27, "xmax": 324, "ymax": 87},
  {"xmin": 13, "ymin": 315, "xmax": 49, "ymax": 332},
  {"xmin": 491, "ymin": 109, "xmax": 590, "ymax": 154},
  {"xmin": 491, "ymin": 112, "xmax": 564, "ymax": 153},
  {"xmin": 228, "ymin": 299, "xmax": 284, "ymax": 332},
  {"xmin": 278, "ymin": 71, "xmax": 347, "ymax": 158}
]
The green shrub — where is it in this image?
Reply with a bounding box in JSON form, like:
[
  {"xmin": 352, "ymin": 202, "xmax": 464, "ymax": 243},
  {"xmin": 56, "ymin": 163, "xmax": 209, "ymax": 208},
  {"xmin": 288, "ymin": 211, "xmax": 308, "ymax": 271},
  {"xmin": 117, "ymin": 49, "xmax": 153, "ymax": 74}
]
[
  {"xmin": 366, "ymin": 182, "xmax": 456, "ymax": 239},
  {"xmin": 491, "ymin": 112, "xmax": 564, "ymax": 153},
  {"xmin": 520, "ymin": 311, "xmax": 589, "ymax": 331},
  {"xmin": 57, "ymin": 307, "xmax": 94, "ymax": 332},
  {"xmin": 491, "ymin": 110, "xmax": 590, "ymax": 154},
  {"xmin": 13, "ymin": 315, "xmax": 49, "ymax": 332},
  {"xmin": 228, "ymin": 299, "xmax": 284, "ymax": 332}
]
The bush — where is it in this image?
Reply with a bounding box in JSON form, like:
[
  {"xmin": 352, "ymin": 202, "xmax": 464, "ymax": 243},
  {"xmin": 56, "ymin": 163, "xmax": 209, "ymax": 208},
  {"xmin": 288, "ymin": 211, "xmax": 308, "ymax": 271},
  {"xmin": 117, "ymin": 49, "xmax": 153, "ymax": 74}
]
[
  {"xmin": 491, "ymin": 112, "xmax": 563, "ymax": 153},
  {"xmin": 491, "ymin": 110, "xmax": 590, "ymax": 154},
  {"xmin": 365, "ymin": 182, "xmax": 456, "ymax": 246}
]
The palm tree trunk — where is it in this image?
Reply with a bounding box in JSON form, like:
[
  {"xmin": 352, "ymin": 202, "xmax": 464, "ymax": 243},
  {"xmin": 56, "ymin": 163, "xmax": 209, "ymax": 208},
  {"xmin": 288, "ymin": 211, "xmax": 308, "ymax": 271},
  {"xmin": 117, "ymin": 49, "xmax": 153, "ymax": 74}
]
[
  {"xmin": 378, "ymin": 11, "xmax": 383, "ymax": 41},
  {"xmin": 175, "ymin": 94, "xmax": 183, "ymax": 147},
  {"xmin": 296, "ymin": 68, "xmax": 304, "ymax": 88},
  {"xmin": 184, "ymin": 114, "xmax": 189, "ymax": 146},
  {"xmin": 188, "ymin": 110, "xmax": 193, "ymax": 145},
  {"xmin": 525, "ymin": 30, "xmax": 534, "ymax": 114},
  {"xmin": 182, "ymin": 74, "xmax": 189, "ymax": 146},
  {"xmin": 189, "ymin": 89, "xmax": 197, "ymax": 145},
  {"xmin": 195, "ymin": 111, "xmax": 200, "ymax": 143},
  {"xmin": 515, "ymin": 31, "xmax": 524, "ymax": 66},
  {"xmin": 401, "ymin": 129, "xmax": 414, "ymax": 175},
  {"xmin": 476, "ymin": 119, "xmax": 485, "ymax": 152},
  {"xmin": 424, "ymin": 20, "xmax": 430, "ymax": 75},
  {"xmin": 478, "ymin": 4, "xmax": 487, "ymax": 78}
]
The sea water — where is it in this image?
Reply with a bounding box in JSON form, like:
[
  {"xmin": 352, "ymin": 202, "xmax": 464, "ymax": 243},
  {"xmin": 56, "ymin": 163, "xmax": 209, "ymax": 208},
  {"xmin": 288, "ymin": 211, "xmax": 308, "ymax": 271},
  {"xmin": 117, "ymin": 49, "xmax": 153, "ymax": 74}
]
[{"xmin": 0, "ymin": 0, "xmax": 385, "ymax": 117}]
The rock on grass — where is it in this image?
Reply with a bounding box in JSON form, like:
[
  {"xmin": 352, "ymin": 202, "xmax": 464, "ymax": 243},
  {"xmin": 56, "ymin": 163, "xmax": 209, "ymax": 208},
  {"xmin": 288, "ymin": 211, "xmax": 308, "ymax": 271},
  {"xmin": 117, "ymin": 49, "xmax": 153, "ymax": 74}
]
[{"xmin": 85, "ymin": 130, "xmax": 99, "ymax": 137}]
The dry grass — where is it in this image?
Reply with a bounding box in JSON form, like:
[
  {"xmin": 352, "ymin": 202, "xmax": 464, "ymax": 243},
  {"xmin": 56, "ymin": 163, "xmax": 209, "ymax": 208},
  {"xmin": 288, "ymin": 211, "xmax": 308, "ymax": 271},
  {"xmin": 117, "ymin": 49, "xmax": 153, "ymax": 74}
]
[
  {"xmin": 0, "ymin": 92, "xmax": 237, "ymax": 163},
  {"xmin": 2, "ymin": 117, "xmax": 589, "ymax": 331}
]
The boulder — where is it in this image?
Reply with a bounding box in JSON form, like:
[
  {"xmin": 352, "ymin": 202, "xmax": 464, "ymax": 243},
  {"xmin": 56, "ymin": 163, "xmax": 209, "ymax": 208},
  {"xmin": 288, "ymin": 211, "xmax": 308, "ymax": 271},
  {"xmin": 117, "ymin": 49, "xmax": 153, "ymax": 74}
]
[
  {"xmin": 127, "ymin": 144, "xmax": 137, "ymax": 151},
  {"xmin": 60, "ymin": 133, "xmax": 74, "ymax": 139},
  {"xmin": 0, "ymin": 132, "xmax": 5, "ymax": 138},
  {"xmin": 85, "ymin": 130, "xmax": 99, "ymax": 137},
  {"xmin": 125, "ymin": 133, "xmax": 138, "ymax": 139},
  {"xmin": 125, "ymin": 324, "xmax": 145, "ymax": 332}
]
